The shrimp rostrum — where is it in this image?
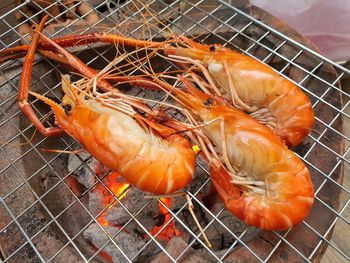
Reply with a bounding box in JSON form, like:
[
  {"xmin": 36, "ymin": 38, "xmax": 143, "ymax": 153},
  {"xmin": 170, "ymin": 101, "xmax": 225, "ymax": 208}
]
[{"xmin": 151, "ymin": 76, "xmax": 314, "ymax": 230}]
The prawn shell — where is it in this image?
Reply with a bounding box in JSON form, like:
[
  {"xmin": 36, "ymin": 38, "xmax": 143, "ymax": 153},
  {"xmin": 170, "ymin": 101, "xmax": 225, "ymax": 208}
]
[{"xmin": 50, "ymin": 98, "xmax": 196, "ymax": 195}]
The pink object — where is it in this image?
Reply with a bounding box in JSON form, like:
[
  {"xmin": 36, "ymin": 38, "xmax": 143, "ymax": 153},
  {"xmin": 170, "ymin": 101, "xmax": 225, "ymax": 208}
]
[{"xmin": 250, "ymin": 0, "xmax": 350, "ymax": 61}]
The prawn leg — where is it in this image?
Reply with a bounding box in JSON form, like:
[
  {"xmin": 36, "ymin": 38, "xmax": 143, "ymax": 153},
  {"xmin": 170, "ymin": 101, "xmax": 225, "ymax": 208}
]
[
  {"xmin": 37, "ymin": 33, "xmax": 156, "ymax": 116},
  {"xmin": 222, "ymin": 61, "xmax": 256, "ymax": 112},
  {"xmin": 19, "ymin": 15, "xmax": 63, "ymax": 137},
  {"xmin": 0, "ymin": 32, "xmax": 165, "ymax": 64}
]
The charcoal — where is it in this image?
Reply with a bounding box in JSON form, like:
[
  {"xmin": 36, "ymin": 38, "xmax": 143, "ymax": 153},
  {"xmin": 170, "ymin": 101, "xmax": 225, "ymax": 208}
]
[
  {"xmin": 67, "ymin": 153, "xmax": 97, "ymax": 189},
  {"xmin": 182, "ymin": 253, "xmax": 210, "ymax": 263},
  {"xmin": 151, "ymin": 236, "xmax": 193, "ymax": 263},
  {"xmin": 105, "ymin": 206, "xmax": 131, "ymax": 225},
  {"xmin": 88, "ymin": 191, "xmax": 105, "ymax": 216},
  {"xmin": 107, "ymin": 188, "xmax": 160, "ymax": 232},
  {"xmin": 84, "ymin": 223, "xmax": 146, "ymax": 263}
]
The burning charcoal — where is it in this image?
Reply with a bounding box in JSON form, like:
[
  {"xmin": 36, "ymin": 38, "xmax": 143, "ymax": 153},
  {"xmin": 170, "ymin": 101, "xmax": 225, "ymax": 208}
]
[
  {"xmin": 88, "ymin": 191, "xmax": 105, "ymax": 216},
  {"xmin": 171, "ymin": 160, "xmax": 211, "ymax": 213},
  {"xmin": 67, "ymin": 153, "xmax": 97, "ymax": 189},
  {"xmin": 35, "ymin": 229, "xmax": 84, "ymax": 262},
  {"xmin": 105, "ymin": 206, "xmax": 131, "ymax": 225},
  {"xmin": 113, "ymin": 188, "xmax": 160, "ymax": 232},
  {"xmin": 201, "ymin": 214, "xmax": 238, "ymax": 249},
  {"xmin": 150, "ymin": 236, "xmax": 193, "ymax": 263},
  {"xmin": 84, "ymin": 223, "xmax": 146, "ymax": 263},
  {"xmin": 183, "ymin": 248, "xmax": 226, "ymax": 263}
]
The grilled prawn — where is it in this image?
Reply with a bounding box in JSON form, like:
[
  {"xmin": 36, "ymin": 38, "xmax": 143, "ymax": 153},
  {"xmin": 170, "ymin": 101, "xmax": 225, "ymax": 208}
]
[
  {"xmin": 165, "ymin": 37, "xmax": 314, "ymax": 147},
  {"xmin": 0, "ymin": 33, "xmax": 314, "ymax": 146},
  {"xmin": 31, "ymin": 79, "xmax": 195, "ymax": 194},
  {"xmin": 18, "ymin": 16, "xmax": 195, "ymax": 195},
  {"xmin": 154, "ymin": 76, "xmax": 314, "ymax": 230}
]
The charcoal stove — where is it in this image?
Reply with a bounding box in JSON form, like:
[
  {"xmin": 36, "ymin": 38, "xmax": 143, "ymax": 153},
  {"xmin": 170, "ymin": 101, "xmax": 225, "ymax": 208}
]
[{"xmin": 0, "ymin": 0, "xmax": 349, "ymax": 262}]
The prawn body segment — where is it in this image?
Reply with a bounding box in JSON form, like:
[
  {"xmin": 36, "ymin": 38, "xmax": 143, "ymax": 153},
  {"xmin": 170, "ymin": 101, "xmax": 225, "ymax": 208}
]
[
  {"xmin": 210, "ymin": 158, "xmax": 314, "ymax": 230},
  {"xmin": 204, "ymin": 103, "xmax": 313, "ymax": 230},
  {"xmin": 205, "ymin": 112, "xmax": 314, "ymax": 230}
]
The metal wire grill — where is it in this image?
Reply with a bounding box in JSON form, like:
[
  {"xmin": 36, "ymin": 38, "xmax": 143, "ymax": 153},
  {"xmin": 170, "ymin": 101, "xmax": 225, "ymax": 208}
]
[{"xmin": 0, "ymin": 0, "xmax": 349, "ymax": 262}]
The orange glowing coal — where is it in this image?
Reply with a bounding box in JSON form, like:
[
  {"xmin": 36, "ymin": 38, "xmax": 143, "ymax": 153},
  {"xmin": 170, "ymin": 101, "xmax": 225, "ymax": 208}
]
[
  {"xmin": 94, "ymin": 168, "xmax": 182, "ymax": 241},
  {"xmin": 96, "ymin": 171, "xmax": 130, "ymax": 226},
  {"xmin": 149, "ymin": 198, "xmax": 183, "ymax": 241},
  {"xmin": 192, "ymin": 144, "xmax": 201, "ymax": 154},
  {"xmin": 110, "ymin": 181, "xmax": 130, "ymax": 200},
  {"xmin": 98, "ymin": 213, "xmax": 110, "ymax": 226}
]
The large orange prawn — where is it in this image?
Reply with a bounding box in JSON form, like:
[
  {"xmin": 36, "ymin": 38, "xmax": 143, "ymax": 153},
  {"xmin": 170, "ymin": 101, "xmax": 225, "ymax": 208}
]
[
  {"xmin": 17, "ymin": 16, "xmax": 196, "ymax": 195},
  {"xmin": 151, "ymin": 76, "xmax": 314, "ymax": 230},
  {"xmin": 0, "ymin": 33, "xmax": 314, "ymax": 146},
  {"xmin": 164, "ymin": 37, "xmax": 315, "ymax": 147},
  {"xmin": 31, "ymin": 79, "xmax": 195, "ymax": 194}
]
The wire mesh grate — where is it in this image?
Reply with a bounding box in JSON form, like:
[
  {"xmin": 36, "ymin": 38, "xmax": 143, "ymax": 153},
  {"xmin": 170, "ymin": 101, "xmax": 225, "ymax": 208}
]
[{"xmin": 0, "ymin": 0, "xmax": 349, "ymax": 262}]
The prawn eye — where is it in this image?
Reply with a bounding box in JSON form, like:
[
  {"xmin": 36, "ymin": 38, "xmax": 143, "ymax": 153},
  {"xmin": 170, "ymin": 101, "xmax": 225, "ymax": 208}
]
[
  {"xmin": 204, "ymin": 98, "xmax": 214, "ymax": 106},
  {"xmin": 209, "ymin": 45, "xmax": 216, "ymax": 52},
  {"xmin": 63, "ymin": 104, "xmax": 72, "ymax": 115}
]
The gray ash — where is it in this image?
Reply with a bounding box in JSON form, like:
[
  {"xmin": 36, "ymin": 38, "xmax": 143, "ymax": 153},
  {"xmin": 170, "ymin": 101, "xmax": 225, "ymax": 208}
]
[
  {"xmin": 65, "ymin": 151, "xmax": 250, "ymax": 262},
  {"xmin": 84, "ymin": 223, "xmax": 146, "ymax": 263}
]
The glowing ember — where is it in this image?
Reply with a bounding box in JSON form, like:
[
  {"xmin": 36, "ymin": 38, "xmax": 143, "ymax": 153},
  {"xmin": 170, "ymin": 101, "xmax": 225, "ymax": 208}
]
[
  {"xmin": 149, "ymin": 198, "xmax": 183, "ymax": 241},
  {"xmin": 110, "ymin": 182, "xmax": 130, "ymax": 200},
  {"xmin": 159, "ymin": 198, "xmax": 171, "ymax": 214},
  {"xmin": 192, "ymin": 144, "xmax": 201, "ymax": 154},
  {"xmin": 93, "ymin": 166, "xmax": 182, "ymax": 240},
  {"xmin": 98, "ymin": 214, "xmax": 110, "ymax": 227},
  {"xmin": 96, "ymin": 171, "xmax": 130, "ymax": 226}
]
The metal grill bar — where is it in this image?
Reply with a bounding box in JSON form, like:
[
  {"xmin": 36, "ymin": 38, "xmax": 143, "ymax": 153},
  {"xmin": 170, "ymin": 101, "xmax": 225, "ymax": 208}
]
[
  {"xmin": 1, "ymin": 195, "xmax": 46, "ymax": 262},
  {"xmin": 0, "ymin": 0, "xmax": 349, "ymax": 262},
  {"xmin": 0, "ymin": 148, "xmax": 89, "ymax": 262}
]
